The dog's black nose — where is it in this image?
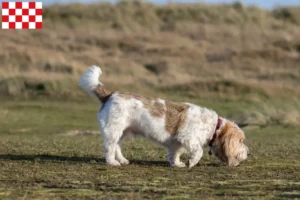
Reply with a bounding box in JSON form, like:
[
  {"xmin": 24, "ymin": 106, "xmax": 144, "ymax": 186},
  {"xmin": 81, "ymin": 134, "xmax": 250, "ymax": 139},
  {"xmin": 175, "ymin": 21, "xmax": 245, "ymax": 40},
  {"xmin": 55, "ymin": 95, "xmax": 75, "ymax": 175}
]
[{"xmin": 247, "ymin": 152, "xmax": 251, "ymax": 156}]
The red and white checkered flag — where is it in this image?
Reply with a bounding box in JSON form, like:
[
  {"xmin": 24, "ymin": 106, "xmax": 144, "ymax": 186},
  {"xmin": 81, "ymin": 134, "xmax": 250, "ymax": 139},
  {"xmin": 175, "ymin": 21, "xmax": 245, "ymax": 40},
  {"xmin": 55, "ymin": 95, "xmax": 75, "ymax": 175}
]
[{"xmin": 2, "ymin": 1, "xmax": 42, "ymax": 29}]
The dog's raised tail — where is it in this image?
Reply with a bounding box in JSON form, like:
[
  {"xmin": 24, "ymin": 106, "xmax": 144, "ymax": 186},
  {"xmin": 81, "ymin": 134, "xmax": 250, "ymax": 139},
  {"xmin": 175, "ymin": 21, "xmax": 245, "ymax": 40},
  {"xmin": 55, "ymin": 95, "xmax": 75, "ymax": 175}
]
[{"xmin": 79, "ymin": 66, "xmax": 112, "ymax": 103}]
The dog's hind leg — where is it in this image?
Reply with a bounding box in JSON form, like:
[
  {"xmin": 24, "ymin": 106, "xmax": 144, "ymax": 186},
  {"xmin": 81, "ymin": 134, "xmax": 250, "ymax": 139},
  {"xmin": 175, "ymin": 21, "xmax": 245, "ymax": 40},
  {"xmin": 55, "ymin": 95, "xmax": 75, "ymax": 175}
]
[
  {"xmin": 115, "ymin": 144, "xmax": 129, "ymax": 165},
  {"xmin": 103, "ymin": 136, "xmax": 121, "ymax": 166},
  {"xmin": 103, "ymin": 131, "xmax": 130, "ymax": 166},
  {"xmin": 98, "ymin": 107, "xmax": 129, "ymax": 166},
  {"xmin": 114, "ymin": 128, "xmax": 133, "ymax": 165},
  {"xmin": 100, "ymin": 121, "xmax": 126, "ymax": 166}
]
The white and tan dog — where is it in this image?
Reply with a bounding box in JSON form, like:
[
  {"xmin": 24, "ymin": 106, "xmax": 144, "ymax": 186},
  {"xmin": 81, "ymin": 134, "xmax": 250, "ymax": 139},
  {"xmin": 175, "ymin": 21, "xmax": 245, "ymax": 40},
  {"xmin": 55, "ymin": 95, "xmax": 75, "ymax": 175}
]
[{"xmin": 79, "ymin": 66, "xmax": 250, "ymax": 168}]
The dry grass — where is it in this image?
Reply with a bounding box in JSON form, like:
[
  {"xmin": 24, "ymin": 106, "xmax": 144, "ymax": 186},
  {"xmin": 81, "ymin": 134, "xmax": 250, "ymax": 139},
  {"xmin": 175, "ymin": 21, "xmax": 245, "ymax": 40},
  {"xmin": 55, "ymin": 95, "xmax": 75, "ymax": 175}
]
[{"xmin": 0, "ymin": 1, "xmax": 300, "ymax": 100}]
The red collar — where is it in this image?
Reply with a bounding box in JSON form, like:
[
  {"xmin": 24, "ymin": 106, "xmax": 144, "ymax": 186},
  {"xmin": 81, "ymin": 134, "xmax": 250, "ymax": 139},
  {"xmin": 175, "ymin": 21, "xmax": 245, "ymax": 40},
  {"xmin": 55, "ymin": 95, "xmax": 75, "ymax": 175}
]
[{"xmin": 209, "ymin": 117, "xmax": 222, "ymax": 147}]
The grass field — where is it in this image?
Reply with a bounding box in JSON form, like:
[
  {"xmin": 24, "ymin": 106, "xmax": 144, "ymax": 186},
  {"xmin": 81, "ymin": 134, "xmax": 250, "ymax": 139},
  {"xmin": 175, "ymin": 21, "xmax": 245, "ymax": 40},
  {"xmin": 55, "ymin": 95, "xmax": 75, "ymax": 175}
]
[{"xmin": 0, "ymin": 98, "xmax": 299, "ymax": 199}]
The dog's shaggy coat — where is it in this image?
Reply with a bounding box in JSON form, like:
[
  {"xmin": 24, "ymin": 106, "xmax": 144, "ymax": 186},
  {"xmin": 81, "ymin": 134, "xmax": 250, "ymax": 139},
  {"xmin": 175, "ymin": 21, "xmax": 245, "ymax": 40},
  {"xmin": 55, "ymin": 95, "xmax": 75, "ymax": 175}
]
[{"xmin": 79, "ymin": 66, "xmax": 249, "ymax": 168}]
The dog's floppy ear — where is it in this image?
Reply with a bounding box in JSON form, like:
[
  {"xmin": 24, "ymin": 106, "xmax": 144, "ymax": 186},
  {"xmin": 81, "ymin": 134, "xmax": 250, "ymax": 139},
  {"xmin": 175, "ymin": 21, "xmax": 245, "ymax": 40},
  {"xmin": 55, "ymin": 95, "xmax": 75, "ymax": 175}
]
[
  {"xmin": 218, "ymin": 122, "xmax": 241, "ymax": 166},
  {"xmin": 218, "ymin": 123, "xmax": 230, "ymax": 159},
  {"xmin": 220, "ymin": 122, "xmax": 244, "ymax": 166}
]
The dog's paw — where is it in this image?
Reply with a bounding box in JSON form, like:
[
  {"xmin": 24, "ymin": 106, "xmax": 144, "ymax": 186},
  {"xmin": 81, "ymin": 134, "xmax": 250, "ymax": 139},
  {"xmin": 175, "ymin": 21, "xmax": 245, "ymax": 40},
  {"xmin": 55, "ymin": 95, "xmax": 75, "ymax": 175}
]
[
  {"xmin": 172, "ymin": 162, "xmax": 186, "ymax": 168},
  {"xmin": 119, "ymin": 158, "xmax": 130, "ymax": 165},
  {"xmin": 188, "ymin": 160, "xmax": 197, "ymax": 168},
  {"xmin": 107, "ymin": 160, "xmax": 121, "ymax": 166}
]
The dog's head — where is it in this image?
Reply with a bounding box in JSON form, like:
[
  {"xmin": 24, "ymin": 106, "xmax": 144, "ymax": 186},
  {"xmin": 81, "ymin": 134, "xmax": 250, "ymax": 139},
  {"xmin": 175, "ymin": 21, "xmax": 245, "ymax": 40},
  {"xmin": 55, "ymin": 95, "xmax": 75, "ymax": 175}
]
[{"xmin": 210, "ymin": 121, "xmax": 250, "ymax": 166}]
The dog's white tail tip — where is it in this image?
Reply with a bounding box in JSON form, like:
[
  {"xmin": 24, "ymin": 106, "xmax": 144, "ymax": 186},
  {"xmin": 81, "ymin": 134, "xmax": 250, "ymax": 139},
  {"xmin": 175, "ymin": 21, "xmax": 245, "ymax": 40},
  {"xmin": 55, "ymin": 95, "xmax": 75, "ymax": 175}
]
[{"xmin": 79, "ymin": 65, "xmax": 102, "ymax": 95}]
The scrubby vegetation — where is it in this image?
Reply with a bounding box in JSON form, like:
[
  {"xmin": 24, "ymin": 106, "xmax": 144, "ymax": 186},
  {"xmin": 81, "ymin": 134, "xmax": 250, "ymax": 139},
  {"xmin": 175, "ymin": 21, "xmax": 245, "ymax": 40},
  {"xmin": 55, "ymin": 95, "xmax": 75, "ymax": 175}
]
[
  {"xmin": 1, "ymin": 1, "xmax": 300, "ymax": 100},
  {"xmin": 1, "ymin": 1, "xmax": 299, "ymax": 123}
]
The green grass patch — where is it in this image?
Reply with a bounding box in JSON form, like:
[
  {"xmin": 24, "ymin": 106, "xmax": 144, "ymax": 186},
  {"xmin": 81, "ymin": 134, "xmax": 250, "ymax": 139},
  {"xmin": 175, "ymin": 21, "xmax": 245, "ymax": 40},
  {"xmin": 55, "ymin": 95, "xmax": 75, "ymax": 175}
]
[{"xmin": 0, "ymin": 99, "xmax": 299, "ymax": 199}]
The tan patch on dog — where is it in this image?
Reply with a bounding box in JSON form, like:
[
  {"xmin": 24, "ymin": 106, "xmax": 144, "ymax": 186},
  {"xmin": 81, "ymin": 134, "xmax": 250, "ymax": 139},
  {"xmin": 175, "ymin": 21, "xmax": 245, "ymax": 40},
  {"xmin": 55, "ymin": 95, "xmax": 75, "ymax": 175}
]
[
  {"xmin": 149, "ymin": 101, "xmax": 165, "ymax": 117},
  {"xmin": 119, "ymin": 93, "xmax": 165, "ymax": 118},
  {"xmin": 165, "ymin": 101, "xmax": 189, "ymax": 135},
  {"xmin": 94, "ymin": 86, "xmax": 112, "ymax": 103},
  {"xmin": 119, "ymin": 93, "xmax": 189, "ymax": 135}
]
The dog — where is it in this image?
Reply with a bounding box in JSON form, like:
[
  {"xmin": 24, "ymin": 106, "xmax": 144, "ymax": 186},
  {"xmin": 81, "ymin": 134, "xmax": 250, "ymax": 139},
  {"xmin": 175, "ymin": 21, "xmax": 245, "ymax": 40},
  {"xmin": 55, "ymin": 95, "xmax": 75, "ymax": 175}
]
[{"xmin": 79, "ymin": 66, "xmax": 250, "ymax": 168}]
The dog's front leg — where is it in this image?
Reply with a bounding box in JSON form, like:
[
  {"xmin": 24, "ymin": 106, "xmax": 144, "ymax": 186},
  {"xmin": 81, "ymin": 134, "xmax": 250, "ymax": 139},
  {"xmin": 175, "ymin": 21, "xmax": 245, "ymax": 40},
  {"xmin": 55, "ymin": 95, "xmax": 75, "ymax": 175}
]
[
  {"xmin": 188, "ymin": 145, "xmax": 203, "ymax": 168},
  {"xmin": 168, "ymin": 145, "xmax": 186, "ymax": 167}
]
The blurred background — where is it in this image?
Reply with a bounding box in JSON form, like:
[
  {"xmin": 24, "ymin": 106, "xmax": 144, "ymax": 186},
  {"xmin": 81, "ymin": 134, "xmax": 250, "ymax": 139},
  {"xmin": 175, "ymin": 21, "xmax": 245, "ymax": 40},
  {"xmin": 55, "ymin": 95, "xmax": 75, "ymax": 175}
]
[
  {"xmin": 1, "ymin": 0, "xmax": 300, "ymax": 9},
  {"xmin": 0, "ymin": 0, "xmax": 300, "ymax": 126}
]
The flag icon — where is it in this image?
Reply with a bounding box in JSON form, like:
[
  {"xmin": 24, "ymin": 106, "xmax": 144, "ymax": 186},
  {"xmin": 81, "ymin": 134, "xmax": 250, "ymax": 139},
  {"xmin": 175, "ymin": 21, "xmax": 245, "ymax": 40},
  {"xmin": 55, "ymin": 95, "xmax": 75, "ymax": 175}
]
[{"xmin": 2, "ymin": 2, "xmax": 42, "ymax": 29}]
